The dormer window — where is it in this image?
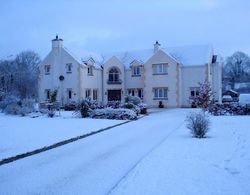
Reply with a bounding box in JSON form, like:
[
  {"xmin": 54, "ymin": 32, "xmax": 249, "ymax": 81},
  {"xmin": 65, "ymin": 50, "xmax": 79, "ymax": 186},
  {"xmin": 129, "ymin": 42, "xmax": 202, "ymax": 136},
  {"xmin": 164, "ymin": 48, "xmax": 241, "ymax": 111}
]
[
  {"xmin": 44, "ymin": 65, "xmax": 51, "ymax": 75},
  {"xmin": 153, "ymin": 63, "xmax": 168, "ymax": 75},
  {"xmin": 66, "ymin": 63, "xmax": 72, "ymax": 73},
  {"xmin": 132, "ymin": 66, "xmax": 141, "ymax": 76},
  {"xmin": 88, "ymin": 66, "xmax": 93, "ymax": 76}
]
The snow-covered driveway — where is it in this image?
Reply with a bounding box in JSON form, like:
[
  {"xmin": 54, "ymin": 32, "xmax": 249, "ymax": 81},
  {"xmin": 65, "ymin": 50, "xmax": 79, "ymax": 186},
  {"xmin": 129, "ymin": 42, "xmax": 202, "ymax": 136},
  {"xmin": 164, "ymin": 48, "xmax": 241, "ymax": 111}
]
[{"xmin": 0, "ymin": 109, "xmax": 188, "ymax": 194}]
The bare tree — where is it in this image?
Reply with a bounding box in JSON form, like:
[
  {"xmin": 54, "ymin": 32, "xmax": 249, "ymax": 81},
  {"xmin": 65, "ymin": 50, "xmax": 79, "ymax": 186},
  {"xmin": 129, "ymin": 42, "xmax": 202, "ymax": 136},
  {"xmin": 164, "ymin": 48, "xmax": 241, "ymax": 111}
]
[
  {"xmin": 223, "ymin": 51, "xmax": 250, "ymax": 90},
  {"xmin": 0, "ymin": 51, "xmax": 41, "ymax": 99}
]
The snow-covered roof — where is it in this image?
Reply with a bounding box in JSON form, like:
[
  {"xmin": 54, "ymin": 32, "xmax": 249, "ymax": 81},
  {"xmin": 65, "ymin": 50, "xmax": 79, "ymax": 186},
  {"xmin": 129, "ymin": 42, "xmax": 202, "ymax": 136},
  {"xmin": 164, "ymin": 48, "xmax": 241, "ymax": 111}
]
[{"xmin": 100, "ymin": 44, "xmax": 213, "ymax": 68}]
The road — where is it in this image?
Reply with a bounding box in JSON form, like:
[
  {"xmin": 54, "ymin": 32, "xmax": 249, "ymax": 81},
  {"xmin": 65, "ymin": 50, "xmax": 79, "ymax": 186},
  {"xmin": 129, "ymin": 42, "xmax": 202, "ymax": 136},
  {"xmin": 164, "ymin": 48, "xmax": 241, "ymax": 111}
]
[{"xmin": 0, "ymin": 109, "xmax": 188, "ymax": 195}]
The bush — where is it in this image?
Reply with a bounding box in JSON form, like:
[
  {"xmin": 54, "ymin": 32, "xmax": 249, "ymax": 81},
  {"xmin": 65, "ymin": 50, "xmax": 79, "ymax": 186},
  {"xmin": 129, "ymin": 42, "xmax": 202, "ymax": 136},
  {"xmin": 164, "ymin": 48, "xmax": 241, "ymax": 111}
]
[
  {"xmin": 0, "ymin": 96, "xmax": 35, "ymax": 116},
  {"xmin": 158, "ymin": 101, "xmax": 164, "ymax": 108},
  {"xmin": 186, "ymin": 111, "xmax": 210, "ymax": 138},
  {"xmin": 76, "ymin": 99, "xmax": 91, "ymax": 118},
  {"xmin": 125, "ymin": 95, "xmax": 141, "ymax": 105},
  {"xmin": 90, "ymin": 108, "xmax": 137, "ymax": 120},
  {"xmin": 47, "ymin": 109, "xmax": 56, "ymax": 118},
  {"xmin": 106, "ymin": 101, "xmax": 121, "ymax": 109},
  {"xmin": 138, "ymin": 103, "xmax": 147, "ymax": 114}
]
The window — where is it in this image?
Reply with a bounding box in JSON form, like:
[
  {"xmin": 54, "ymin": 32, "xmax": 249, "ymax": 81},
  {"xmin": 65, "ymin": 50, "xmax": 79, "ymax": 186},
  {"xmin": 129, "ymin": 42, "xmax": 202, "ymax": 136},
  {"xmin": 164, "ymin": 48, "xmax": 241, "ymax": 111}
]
[
  {"xmin": 45, "ymin": 89, "xmax": 50, "ymax": 100},
  {"xmin": 154, "ymin": 88, "xmax": 168, "ymax": 99},
  {"xmin": 66, "ymin": 63, "xmax": 72, "ymax": 73},
  {"xmin": 127, "ymin": 89, "xmax": 135, "ymax": 96},
  {"xmin": 93, "ymin": 89, "xmax": 98, "ymax": 101},
  {"xmin": 108, "ymin": 67, "xmax": 121, "ymax": 84},
  {"xmin": 44, "ymin": 65, "xmax": 51, "ymax": 75},
  {"xmin": 85, "ymin": 89, "xmax": 91, "ymax": 99},
  {"xmin": 138, "ymin": 88, "xmax": 143, "ymax": 99},
  {"xmin": 153, "ymin": 64, "xmax": 168, "ymax": 74},
  {"xmin": 68, "ymin": 89, "xmax": 72, "ymax": 99},
  {"xmin": 190, "ymin": 87, "xmax": 199, "ymax": 98},
  {"xmin": 1, "ymin": 76, "xmax": 5, "ymax": 86},
  {"xmin": 132, "ymin": 66, "xmax": 141, "ymax": 76},
  {"xmin": 88, "ymin": 66, "xmax": 93, "ymax": 76}
]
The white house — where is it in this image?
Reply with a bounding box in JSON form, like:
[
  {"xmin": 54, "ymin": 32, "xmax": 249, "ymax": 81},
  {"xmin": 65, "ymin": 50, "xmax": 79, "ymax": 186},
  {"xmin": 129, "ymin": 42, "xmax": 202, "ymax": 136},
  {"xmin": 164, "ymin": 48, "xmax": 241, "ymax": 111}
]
[{"xmin": 38, "ymin": 36, "xmax": 222, "ymax": 107}]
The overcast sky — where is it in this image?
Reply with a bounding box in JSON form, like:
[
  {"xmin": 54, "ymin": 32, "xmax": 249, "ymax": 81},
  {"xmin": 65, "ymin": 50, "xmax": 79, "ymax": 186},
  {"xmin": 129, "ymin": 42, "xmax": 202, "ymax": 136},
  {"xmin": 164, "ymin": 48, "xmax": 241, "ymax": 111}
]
[{"xmin": 0, "ymin": 0, "xmax": 249, "ymax": 59}]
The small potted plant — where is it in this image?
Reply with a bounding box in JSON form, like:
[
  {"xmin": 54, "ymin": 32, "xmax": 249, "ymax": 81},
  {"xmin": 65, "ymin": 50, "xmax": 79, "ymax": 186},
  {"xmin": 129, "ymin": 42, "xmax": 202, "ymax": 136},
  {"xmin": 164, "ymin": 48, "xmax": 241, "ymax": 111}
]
[{"xmin": 158, "ymin": 101, "xmax": 164, "ymax": 108}]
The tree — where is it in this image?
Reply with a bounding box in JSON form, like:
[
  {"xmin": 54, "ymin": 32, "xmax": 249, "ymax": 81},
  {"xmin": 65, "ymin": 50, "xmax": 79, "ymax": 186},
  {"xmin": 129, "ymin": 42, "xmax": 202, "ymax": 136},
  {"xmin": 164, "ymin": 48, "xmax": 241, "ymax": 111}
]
[
  {"xmin": 223, "ymin": 51, "xmax": 250, "ymax": 90},
  {"xmin": 191, "ymin": 80, "xmax": 215, "ymax": 109},
  {"xmin": 0, "ymin": 51, "xmax": 41, "ymax": 99}
]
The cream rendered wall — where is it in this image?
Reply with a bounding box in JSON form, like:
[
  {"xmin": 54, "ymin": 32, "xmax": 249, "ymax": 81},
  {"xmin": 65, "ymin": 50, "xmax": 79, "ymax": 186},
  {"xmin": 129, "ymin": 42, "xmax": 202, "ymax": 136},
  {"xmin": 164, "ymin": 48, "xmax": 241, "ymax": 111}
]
[
  {"xmin": 80, "ymin": 67, "xmax": 103, "ymax": 102},
  {"xmin": 103, "ymin": 56, "xmax": 125, "ymax": 103},
  {"xmin": 211, "ymin": 62, "xmax": 222, "ymax": 103},
  {"xmin": 38, "ymin": 42, "xmax": 81, "ymax": 105},
  {"xmin": 125, "ymin": 69, "xmax": 144, "ymax": 89},
  {"xmin": 143, "ymin": 50, "xmax": 179, "ymax": 108},
  {"xmin": 180, "ymin": 66, "xmax": 206, "ymax": 107}
]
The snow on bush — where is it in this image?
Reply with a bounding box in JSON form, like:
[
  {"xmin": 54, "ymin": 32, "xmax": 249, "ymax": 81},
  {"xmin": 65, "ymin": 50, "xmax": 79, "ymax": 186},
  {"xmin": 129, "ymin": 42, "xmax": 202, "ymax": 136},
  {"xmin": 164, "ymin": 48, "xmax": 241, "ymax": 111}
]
[
  {"xmin": 125, "ymin": 95, "xmax": 142, "ymax": 105},
  {"xmin": 208, "ymin": 103, "xmax": 250, "ymax": 116},
  {"xmin": 0, "ymin": 96, "xmax": 36, "ymax": 116},
  {"xmin": 186, "ymin": 111, "xmax": 210, "ymax": 138},
  {"xmin": 90, "ymin": 108, "xmax": 137, "ymax": 120},
  {"xmin": 138, "ymin": 103, "xmax": 147, "ymax": 114}
]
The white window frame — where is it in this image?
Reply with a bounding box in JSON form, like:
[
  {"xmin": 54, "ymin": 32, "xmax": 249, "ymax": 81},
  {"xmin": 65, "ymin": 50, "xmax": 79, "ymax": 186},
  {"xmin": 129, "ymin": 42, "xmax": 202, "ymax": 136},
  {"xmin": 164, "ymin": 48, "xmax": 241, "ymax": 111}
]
[
  {"xmin": 44, "ymin": 65, "xmax": 51, "ymax": 75},
  {"xmin": 153, "ymin": 88, "xmax": 168, "ymax": 99},
  {"xmin": 66, "ymin": 63, "xmax": 72, "ymax": 73},
  {"xmin": 132, "ymin": 66, "xmax": 141, "ymax": 76},
  {"xmin": 85, "ymin": 89, "xmax": 91, "ymax": 99},
  {"xmin": 190, "ymin": 87, "xmax": 199, "ymax": 98},
  {"xmin": 153, "ymin": 64, "xmax": 168, "ymax": 75},
  {"xmin": 93, "ymin": 89, "xmax": 98, "ymax": 101},
  {"xmin": 88, "ymin": 66, "xmax": 93, "ymax": 76},
  {"xmin": 45, "ymin": 89, "xmax": 50, "ymax": 100}
]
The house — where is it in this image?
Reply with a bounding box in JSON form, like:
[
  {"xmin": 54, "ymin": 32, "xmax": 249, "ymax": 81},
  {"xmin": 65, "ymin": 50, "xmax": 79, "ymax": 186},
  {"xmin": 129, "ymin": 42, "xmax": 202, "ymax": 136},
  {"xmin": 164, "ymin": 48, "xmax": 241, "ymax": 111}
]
[{"xmin": 38, "ymin": 36, "xmax": 222, "ymax": 107}]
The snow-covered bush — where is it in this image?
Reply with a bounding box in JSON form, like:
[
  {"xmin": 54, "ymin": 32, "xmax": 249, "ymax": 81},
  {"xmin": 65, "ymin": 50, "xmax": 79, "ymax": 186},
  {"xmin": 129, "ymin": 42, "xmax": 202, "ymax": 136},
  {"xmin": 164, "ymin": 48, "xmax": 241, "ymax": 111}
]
[
  {"xmin": 186, "ymin": 111, "xmax": 210, "ymax": 138},
  {"xmin": 76, "ymin": 99, "xmax": 91, "ymax": 118},
  {"xmin": 47, "ymin": 109, "xmax": 56, "ymax": 118},
  {"xmin": 106, "ymin": 101, "xmax": 122, "ymax": 109},
  {"xmin": 124, "ymin": 95, "xmax": 141, "ymax": 105},
  {"xmin": 90, "ymin": 108, "xmax": 137, "ymax": 120},
  {"xmin": 0, "ymin": 96, "xmax": 35, "ymax": 116},
  {"xmin": 138, "ymin": 103, "xmax": 147, "ymax": 114}
]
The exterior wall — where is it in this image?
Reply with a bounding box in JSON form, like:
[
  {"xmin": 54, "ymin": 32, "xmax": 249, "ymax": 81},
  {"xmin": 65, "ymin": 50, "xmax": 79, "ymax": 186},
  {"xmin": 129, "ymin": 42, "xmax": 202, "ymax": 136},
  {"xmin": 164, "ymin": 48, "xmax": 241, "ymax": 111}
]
[
  {"xmin": 125, "ymin": 69, "xmax": 144, "ymax": 88},
  {"xmin": 80, "ymin": 66, "xmax": 103, "ymax": 102},
  {"xmin": 38, "ymin": 45, "xmax": 81, "ymax": 105},
  {"xmin": 212, "ymin": 62, "xmax": 222, "ymax": 103},
  {"xmin": 143, "ymin": 50, "xmax": 179, "ymax": 108},
  {"xmin": 103, "ymin": 56, "xmax": 125, "ymax": 103},
  {"xmin": 180, "ymin": 65, "xmax": 206, "ymax": 107}
]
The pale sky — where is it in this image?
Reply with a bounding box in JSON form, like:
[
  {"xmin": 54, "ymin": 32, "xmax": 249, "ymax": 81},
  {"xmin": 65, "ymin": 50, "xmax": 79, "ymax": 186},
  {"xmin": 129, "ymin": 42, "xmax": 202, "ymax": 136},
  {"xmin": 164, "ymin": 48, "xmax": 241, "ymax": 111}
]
[{"xmin": 0, "ymin": 0, "xmax": 249, "ymax": 59}]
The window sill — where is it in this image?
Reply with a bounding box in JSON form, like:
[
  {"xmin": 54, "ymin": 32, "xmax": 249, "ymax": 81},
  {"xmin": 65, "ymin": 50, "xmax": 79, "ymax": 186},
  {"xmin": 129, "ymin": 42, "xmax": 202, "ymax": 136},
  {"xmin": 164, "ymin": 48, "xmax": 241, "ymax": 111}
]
[
  {"xmin": 45, "ymin": 73, "xmax": 50, "ymax": 75},
  {"xmin": 66, "ymin": 72, "xmax": 72, "ymax": 74},
  {"xmin": 153, "ymin": 98, "xmax": 168, "ymax": 100},
  {"xmin": 88, "ymin": 74, "xmax": 94, "ymax": 76},
  {"xmin": 132, "ymin": 75, "xmax": 141, "ymax": 77},
  {"xmin": 152, "ymin": 73, "xmax": 168, "ymax": 75}
]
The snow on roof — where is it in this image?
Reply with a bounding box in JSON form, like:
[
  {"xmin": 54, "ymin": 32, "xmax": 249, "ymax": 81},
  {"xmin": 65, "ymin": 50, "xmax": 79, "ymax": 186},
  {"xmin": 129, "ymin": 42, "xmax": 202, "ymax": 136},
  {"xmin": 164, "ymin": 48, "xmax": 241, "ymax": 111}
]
[
  {"xmin": 165, "ymin": 44, "xmax": 213, "ymax": 66},
  {"xmin": 101, "ymin": 44, "xmax": 213, "ymax": 68},
  {"xmin": 62, "ymin": 44, "xmax": 213, "ymax": 69}
]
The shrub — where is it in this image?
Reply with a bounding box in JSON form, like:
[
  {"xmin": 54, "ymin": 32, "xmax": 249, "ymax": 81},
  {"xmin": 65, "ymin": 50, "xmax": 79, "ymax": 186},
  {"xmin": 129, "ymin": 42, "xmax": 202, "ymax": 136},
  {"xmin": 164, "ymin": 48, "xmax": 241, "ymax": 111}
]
[
  {"xmin": 186, "ymin": 111, "xmax": 210, "ymax": 138},
  {"xmin": 90, "ymin": 108, "xmax": 137, "ymax": 120},
  {"xmin": 125, "ymin": 95, "xmax": 141, "ymax": 105},
  {"xmin": 159, "ymin": 101, "xmax": 164, "ymax": 108},
  {"xmin": 47, "ymin": 109, "xmax": 56, "ymax": 118},
  {"xmin": 0, "ymin": 96, "xmax": 35, "ymax": 116},
  {"xmin": 138, "ymin": 103, "xmax": 147, "ymax": 114},
  {"xmin": 106, "ymin": 101, "xmax": 121, "ymax": 109},
  {"xmin": 76, "ymin": 99, "xmax": 91, "ymax": 118}
]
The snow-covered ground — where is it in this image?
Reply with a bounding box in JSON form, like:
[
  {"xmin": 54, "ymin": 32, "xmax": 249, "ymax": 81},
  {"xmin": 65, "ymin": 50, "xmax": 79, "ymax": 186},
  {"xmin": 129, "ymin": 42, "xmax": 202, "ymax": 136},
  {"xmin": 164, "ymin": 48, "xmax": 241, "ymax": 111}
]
[
  {"xmin": 0, "ymin": 109, "xmax": 250, "ymax": 194},
  {"xmin": 0, "ymin": 111, "xmax": 123, "ymax": 159}
]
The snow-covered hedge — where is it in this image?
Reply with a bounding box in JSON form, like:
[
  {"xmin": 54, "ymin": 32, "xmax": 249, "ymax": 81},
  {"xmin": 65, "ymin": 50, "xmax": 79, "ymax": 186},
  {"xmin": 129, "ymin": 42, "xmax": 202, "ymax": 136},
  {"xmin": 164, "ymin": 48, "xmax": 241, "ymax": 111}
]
[
  {"xmin": 89, "ymin": 108, "xmax": 137, "ymax": 120},
  {"xmin": 124, "ymin": 95, "xmax": 141, "ymax": 105},
  {"xmin": 208, "ymin": 103, "xmax": 250, "ymax": 116}
]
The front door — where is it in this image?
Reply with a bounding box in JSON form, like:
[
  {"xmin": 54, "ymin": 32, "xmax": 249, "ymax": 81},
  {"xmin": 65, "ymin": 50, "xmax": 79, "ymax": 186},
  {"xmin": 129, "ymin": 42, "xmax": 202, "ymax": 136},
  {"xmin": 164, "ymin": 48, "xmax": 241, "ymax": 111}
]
[{"xmin": 108, "ymin": 90, "xmax": 121, "ymax": 101}]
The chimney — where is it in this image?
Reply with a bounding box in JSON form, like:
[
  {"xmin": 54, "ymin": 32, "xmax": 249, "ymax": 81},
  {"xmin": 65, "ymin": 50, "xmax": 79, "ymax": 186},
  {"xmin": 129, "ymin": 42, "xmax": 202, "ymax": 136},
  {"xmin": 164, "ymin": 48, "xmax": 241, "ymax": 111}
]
[
  {"xmin": 52, "ymin": 35, "xmax": 63, "ymax": 49},
  {"xmin": 154, "ymin": 40, "xmax": 161, "ymax": 53}
]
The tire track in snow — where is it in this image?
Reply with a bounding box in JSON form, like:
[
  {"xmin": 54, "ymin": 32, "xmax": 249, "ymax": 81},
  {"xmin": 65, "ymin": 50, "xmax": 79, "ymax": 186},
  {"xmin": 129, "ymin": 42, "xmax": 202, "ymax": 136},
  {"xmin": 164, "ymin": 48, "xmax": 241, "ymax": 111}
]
[{"xmin": 107, "ymin": 120, "xmax": 186, "ymax": 195}]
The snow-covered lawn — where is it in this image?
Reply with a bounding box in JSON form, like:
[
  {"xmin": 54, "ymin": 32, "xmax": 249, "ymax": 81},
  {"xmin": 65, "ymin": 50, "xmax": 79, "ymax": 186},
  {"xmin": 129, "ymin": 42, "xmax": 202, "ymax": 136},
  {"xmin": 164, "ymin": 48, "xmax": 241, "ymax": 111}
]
[
  {"xmin": 111, "ymin": 114, "xmax": 250, "ymax": 195},
  {"xmin": 0, "ymin": 109, "xmax": 249, "ymax": 194},
  {"xmin": 0, "ymin": 111, "xmax": 123, "ymax": 159}
]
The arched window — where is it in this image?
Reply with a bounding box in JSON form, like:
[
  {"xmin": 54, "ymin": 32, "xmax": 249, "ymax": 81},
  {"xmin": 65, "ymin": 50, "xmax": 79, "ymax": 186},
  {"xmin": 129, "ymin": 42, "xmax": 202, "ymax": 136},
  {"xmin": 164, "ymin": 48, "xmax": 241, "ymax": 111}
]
[{"xmin": 108, "ymin": 67, "xmax": 120, "ymax": 82}]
